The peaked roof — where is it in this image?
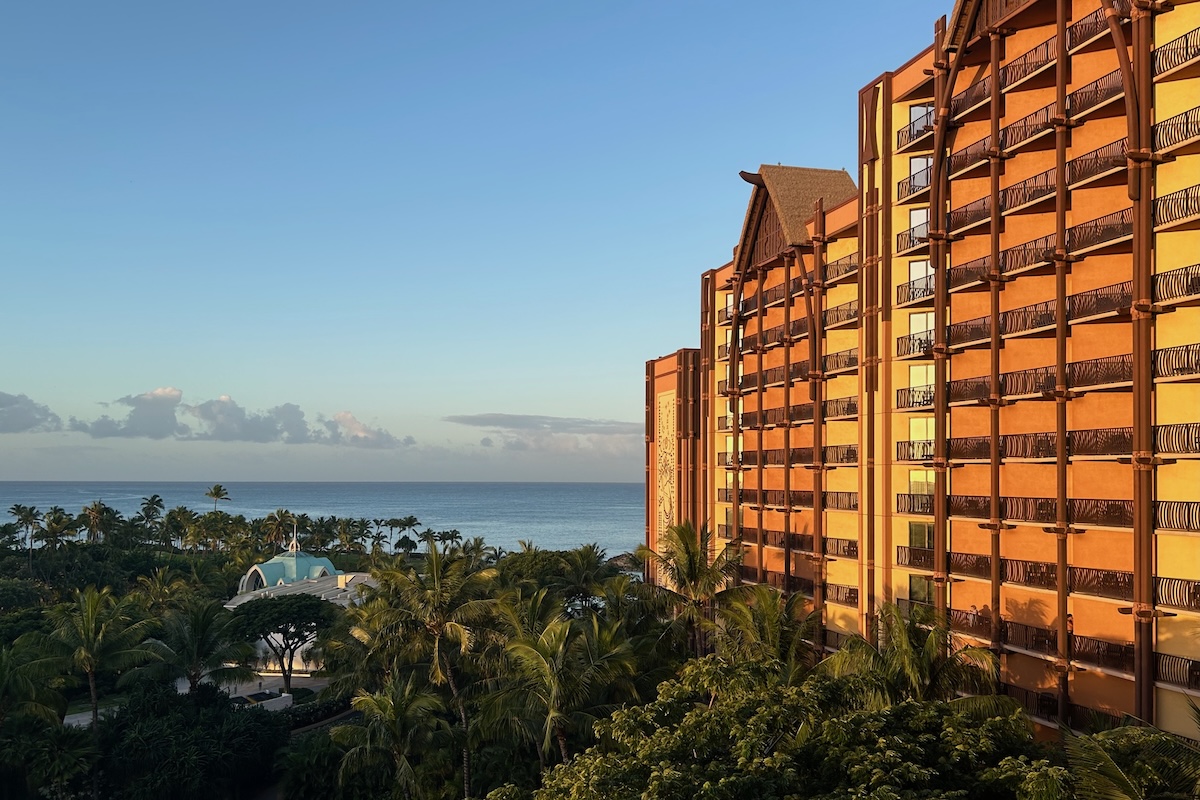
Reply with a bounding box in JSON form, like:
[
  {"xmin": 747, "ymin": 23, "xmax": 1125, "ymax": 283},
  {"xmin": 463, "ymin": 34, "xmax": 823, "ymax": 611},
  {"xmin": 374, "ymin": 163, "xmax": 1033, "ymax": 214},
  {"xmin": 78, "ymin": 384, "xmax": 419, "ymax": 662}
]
[
  {"xmin": 946, "ymin": 0, "xmax": 984, "ymax": 52},
  {"xmin": 733, "ymin": 165, "xmax": 857, "ymax": 273}
]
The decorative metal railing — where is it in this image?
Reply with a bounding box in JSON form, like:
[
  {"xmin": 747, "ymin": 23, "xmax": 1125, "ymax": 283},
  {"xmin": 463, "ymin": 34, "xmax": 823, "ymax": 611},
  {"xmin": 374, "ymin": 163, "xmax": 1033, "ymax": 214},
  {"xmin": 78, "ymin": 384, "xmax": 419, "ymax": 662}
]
[
  {"xmin": 1003, "ymin": 497, "xmax": 1060, "ymax": 525},
  {"xmin": 823, "ymin": 348, "xmax": 859, "ymax": 373},
  {"xmin": 764, "ymin": 529, "xmax": 788, "ymax": 548},
  {"xmin": 825, "ymin": 630, "xmax": 854, "ymax": 651},
  {"xmin": 1002, "ymin": 166, "xmax": 1055, "ymax": 211},
  {"xmin": 826, "ymin": 583, "xmax": 860, "ymax": 606},
  {"xmin": 824, "ymin": 396, "xmax": 859, "ymax": 418},
  {"xmin": 948, "ymin": 315, "xmax": 991, "ymax": 346},
  {"xmin": 1067, "ymin": 353, "xmax": 1134, "ymax": 388},
  {"xmin": 1153, "ymin": 263, "xmax": 1200, "ymax": 303},
  {"xmin": 948, "ymin": 375, "xmax": 990, "ymax": 403},
  {"xmin": 898, "ymin": 107, "xmax": 936, "ymax": 150},
  {"xmin": 825, "ymin": 537, "xmax": 859, "ymax": 558},
  {"xmin": 1156, "ymin": 576, "xmax": 1200, "ymax": 611},
  {"xmin": 789, "ymin": 317, "xmax": 810, "ymax": 338},
  {"xmin": 716, "ymin": 415, "xmax": 732, "ymax": 431},
  {"xmin": 717, "ymin": 524, "xmax": 732, "ymax": 539},
  {"xmin": 1069, "ymin": 207, "xmax": 1134, "ymax": 252},
  {"xmin": 1002, "ymin": 298, "xmax": 1056, "ymax": 335},
  {"xmin": 948, "ymin": 196, "xmax": 992, "ymax": 231},
  {"xmin": 896, "ymin": 545, "xmax": 934, "ymax": 569},
  {"xmin": 788, "ymin": 575, "xmax": 815, "ymax": 596},
  {"xmin": 1153, "ymin": 184, "xmax": 1200, "ymax": 228},
  {"xmin": 1003, "ymin": 364, "xmax": 1056, "ymax": 396},
  {"xmin": 950, "ymin": 551, "xmax": 992, "ymax": 579},
  {"xmin": 1068, "ymin": 427, "xmax": 1133, "ymax": 457},
  {"xmin": 1003, "ymin": 232, "xmax": 1055, "ymax": 274},
  {"xmin": 1002, "ymin": 34, "xmax": 1057, "ymax": 87},
  {"xmin": 1004, "ymin": 557, "xmax": 1059, "ymax": 589},
  {"xmin": 717, "ymin": 452, "xmax": 737, "ymax": 467},
  {"xmin": 740, "ymin": 565, "xmax": 759, "ymax": 582},
  {"xmin": 948, "ymin": 135, "xmax": 992, "ymax": 174},
  {"xmin": 897, "ymin": 329, "xmax": 935, "ymax": 357},
  {"xmin": 717, "ymin": 306, "xmax": 733, "ymax": 324},
  {"xmin": 949, "ymin": 494, "xmax": 990, "ymax": 518},
  {"xmin": 824, "ymin": 491, "xmax": 859, "ymax": 511},
  {"xmin": 791, "ymin": 533, "xmax": 815, "ymax": 552},
  {"xmin": 1156, "ymin": 422, "xmax": 1200, "ymax": 454},
  {"xmin": 898, "ymin": 165, "xmax": 933, "ymax": 200},
  {"xmin": 717, "ymin": 343, "xmax": 730, "ymax": 360},
  {"xmin": 897, "ymin": 493, "xmax": 935, "ymax": 515},
  {"xmin": 949, "ymin": 255, "xmax": 992, "ymax": 289},
  {"xmin": 1073, "ymin": 635, "xmax": 1135, "ymax": 673},
  {"xmin": 825, "ymin": 253, "xmax": 860, "ymax": 283},
  {"xmin": 1069, "ymin": 566, "xmax": 1134, "ymax": 601},
  {"xmin": 717, "ymin": 379, "xmax": 730, "ymax": 395},
  {"xmin": 1154, "ymin": 106, "xmax": 1200, "ymax": 152},
  {"xmin": 823, "ymin": 299, "xmax": 859, "ymax": 328},
  {"xmin": 1156, "ymin": 501, "xmax": 1200, "ymax": 532},
  {"xmin": 1154, "ymin": 25, "xmax": 1200, "ymax": 77},
  {"xmin": 1065, "ymin": 703, "xmax": 1123, "ymax": 732},
  {"xmin": 1067, "ymin": 138, "xmax": 1128, "ymax": 186},
  {"xmin": 948, "ymin": 608, "xmax": 993, "ymax": 638},
  {"xmin": 897, "ymin": 384, "xmax": 935, "ymax": 409},
  {"xmin": 1002, "ymin": 621, "xmax": 1058, "ymax": 655},
  {"xmin": 1004, "ymin": 431, "xmax": 1057, "ymax": 459},
  {"xmin": 824, "ymin": 444, "xmax": 859, "ymax": 464},
  {"xmin": 1067, "ymin": 0, "xmax": 1131, "ymax": 50},
  {"xmin": 789, "ymin": 360, "xmax": 813, "ymax": 380},
  {"xmin": 1067, "ymin": 280, "xmax": 1132, "ymax": 320},
  {"xmin": 1156, "ymin": 653, "xmax": 1200, "ymax": 690},
  {"xmin": 790, "ymin": 403, "xmax": 815, "ymax": 424},
  {"xmin": 968, "ymin": 0, "xmax": 1038, "ymax": 41},
  {"xmin": 898, "ymin": 274, "xmax": 936, "ymax": 304},
  {"xmin": 1001, "ymin": 102, "xmax": 1053, "ymax": 151},
  {"xmin": 949, "ymin": 435, "xmax": 991, "ymax": 460},
  {"xmin": 1068, "ymin": 69, "xmax": 1124, "ymax": 118},
  {"xmin": 1154, "ymin": 343, "xmax": 1200, "ymax": 379},
  {"xmin": 951, "ymin": 75, "xmax": 993, "ymax": 117},
  {"xmin": 897, "ymin": 440, "xmax": 936, "ymax": 461},
  {"xmin": 897, "ymin": 220, "xmax": 930, "ymax": 252}
]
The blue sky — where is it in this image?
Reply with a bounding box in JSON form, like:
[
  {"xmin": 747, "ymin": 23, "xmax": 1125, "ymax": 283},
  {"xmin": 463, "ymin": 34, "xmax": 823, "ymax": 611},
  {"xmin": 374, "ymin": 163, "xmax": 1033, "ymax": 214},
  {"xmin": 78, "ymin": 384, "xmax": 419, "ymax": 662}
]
[{"xmin": 1, "ymin": 0, "xmax": 946, "ymax": 482}]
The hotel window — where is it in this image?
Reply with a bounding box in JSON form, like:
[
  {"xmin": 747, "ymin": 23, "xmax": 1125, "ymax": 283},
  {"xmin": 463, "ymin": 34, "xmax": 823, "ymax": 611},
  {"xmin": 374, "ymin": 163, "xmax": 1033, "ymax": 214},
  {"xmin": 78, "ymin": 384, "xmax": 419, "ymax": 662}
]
[
  {"xmin": 908, "ymin": 259, "xmax": 932, "ymax": 283},
  {"xmin": 909, "ymin": 363, "xmax": 934, "ymax": 387},
  {"xmin": 910, "ymin": 104, "xmax": 934, "ymax": 125},
  {"xmin": 909, "ymin": 207, "xmax": 929, "ymax": 234},
  {"xmin": 909, "ymin": 311, "xmax": 933, "ymax": 335},
  {"xmin": 910, "ymin": 575, "xmax": 934, "ymax": 604},
  {"xmin": 908, "ymin": 469, "xmax": 934, "ymax": 496},
  {"xmin": 909, "ymin": 156, "xmax": 932, "ymax": 189},
  {"xmin": 909, "ymin": 417, "xmax": 935, "ymax": 444},
  {"xmin": 909, "ymin": 521, "xmax": 933, "ymax": 549}
]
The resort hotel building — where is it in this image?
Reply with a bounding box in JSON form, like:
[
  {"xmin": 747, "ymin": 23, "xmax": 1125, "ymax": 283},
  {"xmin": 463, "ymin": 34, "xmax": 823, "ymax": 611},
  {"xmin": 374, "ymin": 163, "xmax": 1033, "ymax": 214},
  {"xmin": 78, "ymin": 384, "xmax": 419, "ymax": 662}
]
[{"xmin": 646, "ymin": 0, "xmax": 1200, "ymax": 737}]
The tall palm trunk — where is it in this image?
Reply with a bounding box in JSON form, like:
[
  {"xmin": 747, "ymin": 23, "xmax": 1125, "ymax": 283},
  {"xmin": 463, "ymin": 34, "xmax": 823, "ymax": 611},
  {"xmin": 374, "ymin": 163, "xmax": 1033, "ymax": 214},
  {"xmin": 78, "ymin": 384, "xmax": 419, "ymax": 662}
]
[
  {"xmin": 556, "ymin": 723, "xmax": 571, "ymax": 764},
  {"xmin": 443, "ymin": 656, "xmax": 471, "ymax": 799},
  {"xmin": 88, "ymin": 670, "xmax": 99, "ymax": 733}
]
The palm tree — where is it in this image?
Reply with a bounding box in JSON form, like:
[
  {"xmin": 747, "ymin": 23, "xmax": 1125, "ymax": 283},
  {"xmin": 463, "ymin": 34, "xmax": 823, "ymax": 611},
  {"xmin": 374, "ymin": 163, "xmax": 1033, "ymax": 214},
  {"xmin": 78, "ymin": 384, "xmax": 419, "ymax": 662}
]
[
  {"xmin": 162, "ymin": 506, "xmax": 198, "ymax": 551},
  {"xmin": 262, "ymin": 508, "xmax": 295, "ymax": 551},
  {"xmin": 9, "ymin": 504, "xmax": 41, "ymax": 571},
  {"xmin": 330, "ymin": 674, "xmax": 449, "ymax": 799},
  {"xmin": 369, "ymin": 539, "xmax": 498, "ymax": 799},
  {"xmin": 135, "ymin": 494, "xmax": 165, "ymax": 543},
  {"xmin": 714, "ymin": 583, "xmax": 817, "ymax": 686},
  {"xmin": 1057, "ymin": 727, "xmax": 1200, "ymax": 800},
  {"xmin": 204, "ymin": 484, "xmax": 230, "ymax": 513},
  {"xmin": 35, "ymin": 507, "xmax": 77, "ymax": 552},
  {"xmin": 78, "ymin": 501, "xmax": 119, "ymax": 545},
  {"xmin": 132, "ymin": 566, "xmax": 191, "ymax": 614},
  {"xmin": 636, "ymin": 521, "xmax": 741, "ymax": 657},
  {"xmin": 27, "ymin": 586, "xmax": 162, "ymax": 732},
  {"xmin": 821, "ymin": 602, "xmax": 1002, "ymax": 712},
  {"xmin": 138, "ymin": 600, "xmax": 258, "ymax": 693},
  {"xmin": 553, "ymin": 544, "xmax": 610, "ymax": 614},
  {"xmin": 0, "ymin": 641, "xmax": 64, "ymax": 727}
]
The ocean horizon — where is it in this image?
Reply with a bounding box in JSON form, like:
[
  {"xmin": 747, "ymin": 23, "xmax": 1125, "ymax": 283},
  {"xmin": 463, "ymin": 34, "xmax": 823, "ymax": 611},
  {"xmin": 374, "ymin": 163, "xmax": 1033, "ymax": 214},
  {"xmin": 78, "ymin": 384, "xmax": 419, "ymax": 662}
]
[{"xmin": 0, "ymin": 481, "xmax": 645, "ymax": 556}]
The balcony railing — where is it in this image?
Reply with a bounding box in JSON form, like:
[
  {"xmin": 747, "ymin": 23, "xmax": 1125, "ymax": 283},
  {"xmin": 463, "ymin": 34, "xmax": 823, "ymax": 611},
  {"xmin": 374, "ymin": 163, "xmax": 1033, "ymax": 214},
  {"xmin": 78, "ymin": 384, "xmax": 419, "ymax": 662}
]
[
  {"xmin": 823, "ymin": 299, "xmax": 859, "ymax": 328},
  {"xmin": 1065, "ymin": 703, "xmax": 1124, "ymax": 732},
  {"xmin": 1066, "ymin": 353, "xmax": 1134, "ymax": 388},
  {"xmin": 949, "ymin": 494, "xmax": 990, "ymax": 518},
  {"xmin": 1073, "ymin": 635, "xmax": 1135, "ymax": 673},
  {"xmin": 824, "ymin": 491, "xmax": 859, "ymax": 511},
  {"xmin": 717, "ymin": 306, "xmax": 733, "ymax": 324},
  {"xmin": 951, "ymin": 75, "xmax": 993, "ymax": 117},
  {"xmin": 717, "ymin": 452, "xmax": 736, "ymax": 467},
  {"xmin": 948, "ymin": 315, "xmax": 990, "ymax": 347},
  {"xmin": 950, "ymin": 551, "xmax": 993, "ymax": 579},
  {"xmin": 949, "ymin": 255, "xmax": 992, "ymax": 289},
  {"xmin": 948, "ymin": 136, "xmax": 991, "ymax": 175},
  {"xmin": 948, "ymin": 375, "xmax": 990, "ymax": 404},
  {"xmin": 1154, "ymin": 184, "xmax": 1200, "ymax": 229},
  {"xmin": 823, "ymin": 348, "xmax": 859, "ymax": 373},
  {"xmin": 1070, "ymin": 208, "xmax": 1134, "ymax": 253},
  {"xmin": 1004, "ymin": 558, "xmax": 1058, "ymax": 590},
  {"xmin": 1001, "ymin": 102, "xmax": 1053, "ymax": 151},
  {"xmin": 1154, "ymin": 25, "xmax": 1200, "ymax": 78},
  {"xmin": 948, "ymin": 607, "xmax": 993, "ymax": 638},
  {"xmin": 896, "ymin": 545, "xmax": 934, "ymax": 569},
  {"xmin": 791, "ymin": 533, "xmax": 815, "ymax": 552},
  {"xmin": 1067, "ymin": 0, "xmax": 1130, "ymax": 50},
  {"xmin": 1068, "ymin": 427, "xmax": 1132, "ymax": 457},
  {"xmin": 825, "ymin": 253, "xmax": 860, "ymax": 283},
  {"xmin": 897, "ymin": 440, "xmax": 935, "ymax": 461},
  {"xmin": 827, "ymin": 583, "xmax": 860, "ymax": 606},
  {"xmin": 1001, "ymin": 298, "xmax": 1056, "ymax": 335},
  {"xmin": 949, "ymin": 435, "xmax": 991, "ymax": 460},
  {"xmin": 825, "ymin": 537, "xmax": 859, "ymax": 558},
  {"xmin": 1154, "ymin": 106, "xmax": 1200, "ymax": 152},
  {"xmin": 898, "ymin": 107, "xmax": 936, "ymax": 150},
  {"xmin": 1003, "ymin": 497, "xmax": 1060, "ymax": 524},
  {"xmin": 1067, "ymin": 138, "xmax": 1128, "ymax": 186},
  {"xmin": 1156, "ymin": 501, "xmax": 1200, "ymax": 533},
  {"xmin": 1002, "ymin": 621, "xmax": 1058, "ymax": 655},
  {"xmin": 897, "ymin": 221, "xmax": 930, "ymax": 252},
  {"xmin": 949, "ymin": 196, "xmax": 992, "ymax": 232},
  {"xmin": 1068, "ymin": 280, "xmax": 1132, "ymax": 320},
  {"xmin": 897, "ymin": 329, "xmax": 935, "ymax": 357},
  {"xmin": 741, "ymin": 528, "xmax": 761, "ymax": 544},
  {"xmin": 789, "ymin": 575, "xmax": 815, "ymax": 596},
  {"xmin": 717, "ymin": 524, "xmax": 732, "ymax": 539},
  {"xmin": 1157, "ymin": 576, "xmax": 1200, "ymax": 611},
  {"xmin": 1069, "ymin": 566, "xmax": 1134, "ymax": 601},
  {"xmin": 1153, "ymin": 263, "xmax": 1200, "ymax": 303},
  {"xmin": 1004, "ymin": 431, "xmax": 1057, "ymax": 459},
  {"xmin": 717, "ymin": 343, "xmax": 730, "ymax": 360},
  {"xmin": 898, "ymin": 274, "xmax": 935, "ymax": 304},
  {"xmin": 898, "ymin": 165, "xmax": 933, "ymax": 200},
  {"xmin": 1003, "ymin": 232, "xmax": 1055, "ymax": 275},
  {"xmin": 1002, "ymin": 167, "xmax": 1055, "ymax": 211},
  {"xmin": 1156, "ymin": 422, "xmax": 1200, "ymax": 454},
  {"xmin": 1004, "ymin": 364, "xmax": 1057, "ymax": 396},
  {"xmin": 1154, "ymin": 343, "xmax": 1200, "ymax": 380},
  {"xmin": 1068, "ymin": 69, "xmax": 1124, "ymax": 118},
  {"xmin": 824, "ymin": 396, "xmax": 859, "ymax": 419},
  {"xmin": 824, "ymin": 444, "xmax": 859, "ymax": 465},
  {"xmin": 897, "ymin": 384, "xmax": 935, "ymax": 409},
  {"xmin": 897, "ymin": 493, "xmax": 935, "ymax": 515},
  {"xmin": 1156, "ymin": 653, "xmax": 1200, "ymax": 690},
  {"xmin": 740, "ymin": 565, "xmax": 759, "ymax": 582},
  {"xmin": 1002, "ymin": 34, "xmax": 1057, "ymax": 88}
]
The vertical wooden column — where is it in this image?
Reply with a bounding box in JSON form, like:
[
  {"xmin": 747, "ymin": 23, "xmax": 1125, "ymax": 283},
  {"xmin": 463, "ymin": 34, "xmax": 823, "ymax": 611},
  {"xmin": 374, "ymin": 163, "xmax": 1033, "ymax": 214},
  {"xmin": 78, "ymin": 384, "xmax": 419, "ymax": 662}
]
[
  {"xmin": 931, "ymin": 18, "xmax": 952, "ymax": 619},
  {"xmin": 784, "ymin": 252, "xmax": 795, "ymax": 590},
  {"xmin": 730, "ymin": 271, "xmax": 745, "ymax": 575},
  {"xmin": 812, "ymin": 202, "xmax": 828, "ymax": 648}
]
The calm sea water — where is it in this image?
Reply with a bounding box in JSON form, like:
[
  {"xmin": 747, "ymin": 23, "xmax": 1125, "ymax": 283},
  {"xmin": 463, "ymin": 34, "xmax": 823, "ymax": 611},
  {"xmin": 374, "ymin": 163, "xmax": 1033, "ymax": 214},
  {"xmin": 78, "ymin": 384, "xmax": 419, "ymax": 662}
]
[{"xmin": 0, "ymin": 482, "xmax": 645, "ymax": 556}]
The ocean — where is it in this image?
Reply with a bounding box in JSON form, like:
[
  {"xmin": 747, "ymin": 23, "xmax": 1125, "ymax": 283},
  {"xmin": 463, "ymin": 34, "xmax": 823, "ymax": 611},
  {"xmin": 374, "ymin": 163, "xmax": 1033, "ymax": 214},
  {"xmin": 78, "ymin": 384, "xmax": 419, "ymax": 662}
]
[{"xmin": 0, "ymin": 482, "xmax": 645, "ymax": 556}]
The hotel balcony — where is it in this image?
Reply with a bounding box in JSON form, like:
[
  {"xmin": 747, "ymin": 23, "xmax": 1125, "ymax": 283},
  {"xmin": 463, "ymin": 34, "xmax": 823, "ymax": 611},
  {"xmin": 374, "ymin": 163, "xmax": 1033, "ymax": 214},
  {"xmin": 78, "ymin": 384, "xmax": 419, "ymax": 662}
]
[
  {"xmin": 1156, "ymin": 653, "xmax": 1200, "ymax": 690},
  {"xmin": 895, "ymin": 545, "xmax": 934, "ymax": 569},
  {"xmin": 1153, "ymin": 25, "xmax": 1200, "ymax": 82},
  {"xmin": 824, "ymin": 253, "xmax": 860, "ymax": 285},
  {"xmin": 950, "ymin": 74, "xmax": 992, "ymax": 120},
  {"xmin": 1156, "ymin": 576, "xmax": 1200, "ymax": 613},
  {"xmin": 896, "ymin": 493, "xmax": 934, "ymax": 515},
  {"xmin": 824, "ymin": 396, "xmax": 859, "ymax": 420},
  {"xmin": 827, "ymin": 583, "xmax": 860, "ymax": 607},
  {"xmin": 897, "ymin": 107, "xmax": 935, "ymax": 153},
  {"xmin": 948, "ymin": 196, "xmax": 991, "ymax": 235},
  {"xmin": 825, "ymin": 537, "xmax": 859, "ymax": 558},
  {"xmin": 896, "ymin": 274, "xmax": 935, "ymax": 307},
  {"xmin": 898, "ymin": 164, "xmax": 932, "ymax": 204},
  {"xmin": 1154, "ymin": 184, "xmax": 1200, "ymax": 233},
  {"xmin": 823, "ymin": 299, "xmax": 860, "ymax": 330},
  {"xmin": 1000, "ymin": 34, "xmax": 1056, "ymax": 92},
  {"xmin": 897, "ymin": 330, "xmax": 934, "ymax": 358},
  {"xmin": 1067, "ymin": 68, "xmax": 1125, "ymax": 122},
  {"xmin": 896, "ymin": 439, "xmax": 935, "ymax": 462},
  {"xmin": 823, "ymin": 348, "xmax": 859, "ymax": 375},
  {"xmin": 896, "ymin": 383, "xmax": 934, "ymax": 410},
  {"xmin": 896, "ymin": 220, "xmax": 930, "ymax": 256},
  {"xmin": 1067, "ymin": 0, "xmax": 1130, "ymax": 52},
  {"xmin": 1154, "ymin": 106, "xmax": 1200, "ymax": 155},
  {"xmin": 948, "ymin": 135, "xmax": 992, "ymax": 179}
]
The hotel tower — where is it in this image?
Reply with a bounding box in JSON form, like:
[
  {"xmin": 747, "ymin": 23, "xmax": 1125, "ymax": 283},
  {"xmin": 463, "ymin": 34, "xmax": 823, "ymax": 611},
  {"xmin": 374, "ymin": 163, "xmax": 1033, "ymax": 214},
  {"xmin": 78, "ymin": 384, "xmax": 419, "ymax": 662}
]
[{"xmin": 647, "ymin": 0, "xmax": 1200, "ymax": 738}]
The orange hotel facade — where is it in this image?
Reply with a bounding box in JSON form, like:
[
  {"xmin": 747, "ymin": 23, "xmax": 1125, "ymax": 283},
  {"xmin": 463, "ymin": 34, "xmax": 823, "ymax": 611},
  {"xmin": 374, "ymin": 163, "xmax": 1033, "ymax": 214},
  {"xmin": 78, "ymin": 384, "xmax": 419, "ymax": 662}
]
[{"xmin": 645, "ymin": 0, "xmax": 1200, "ymax": 737}]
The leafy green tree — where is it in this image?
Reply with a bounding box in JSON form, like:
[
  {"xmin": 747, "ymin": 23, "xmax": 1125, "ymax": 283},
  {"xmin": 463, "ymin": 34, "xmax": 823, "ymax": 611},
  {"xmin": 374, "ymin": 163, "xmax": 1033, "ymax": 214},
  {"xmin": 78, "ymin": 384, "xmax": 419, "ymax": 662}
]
[
  {"xmin": 0, "ymin": 714, "xmax": 98, "ymax": 799},
  {"xmin": 636, "ymin": 521, "xmax": 741, "ymax": 657},
  {"xmin": 330, "ymin": 674, "xmax": 450, "ymax": 799},
  {"xmin": 714, "ymin": 583, "xmax": 816, "ymax": 687},
  {"xmin": 139, "ymin": 600, "xmax": 258, "ymax": 693},
  {"xmin": 0, "ymin": 641, "xmax": 64, "ymax": 727},
  {"xmin": 27, "ymin": 586, "xmax": 162, "ymax": 732},
  {"xmin": 232, "ymin": 594, "xmax": 339, "ymax": 693},
  {"xmin": 1057, "ymin": 726, "xmax": 1200, "ymax": 800}
]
